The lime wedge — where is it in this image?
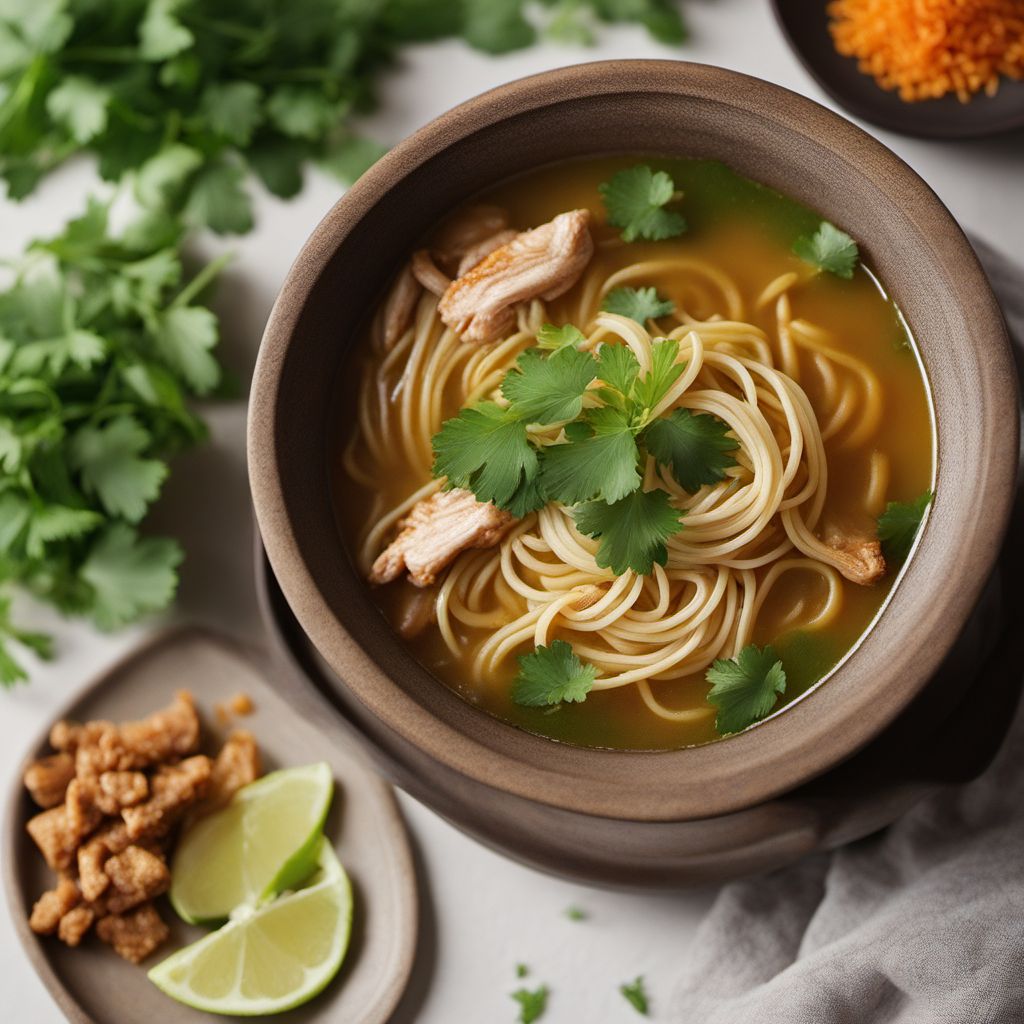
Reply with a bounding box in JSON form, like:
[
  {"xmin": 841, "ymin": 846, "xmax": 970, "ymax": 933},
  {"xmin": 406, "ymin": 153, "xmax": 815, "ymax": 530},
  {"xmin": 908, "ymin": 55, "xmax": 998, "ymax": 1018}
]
[
  {"xmin": 170, "ymin": 762, "xmax": 333, "ymax": 923},
  {"xmin": 150, "ymin": 844, "xmax": 352, "ymax": 1016}
]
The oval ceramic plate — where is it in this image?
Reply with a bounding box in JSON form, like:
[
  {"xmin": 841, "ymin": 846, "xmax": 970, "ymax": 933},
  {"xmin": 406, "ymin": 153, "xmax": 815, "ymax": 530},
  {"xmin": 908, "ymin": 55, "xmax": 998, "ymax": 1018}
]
[
  {"xmin": 772, "ymin": 0, "xmax": 1024, "ymax": 139},
  {"xmin": 3, "ymin": 626, "xmax": 417, "ymax": 1024}
]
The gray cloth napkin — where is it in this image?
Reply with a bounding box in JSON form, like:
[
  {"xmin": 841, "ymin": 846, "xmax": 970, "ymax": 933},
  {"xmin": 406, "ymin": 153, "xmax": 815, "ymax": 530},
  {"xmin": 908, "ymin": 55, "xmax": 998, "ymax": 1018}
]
[{"xmin": 670, "ymin": 239, "xmax": 1024, "ymax": 1024}]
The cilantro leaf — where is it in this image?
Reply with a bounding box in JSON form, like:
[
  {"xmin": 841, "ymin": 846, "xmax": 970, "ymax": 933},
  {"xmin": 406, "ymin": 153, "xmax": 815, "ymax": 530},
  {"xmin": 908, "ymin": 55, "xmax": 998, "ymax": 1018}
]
[
  {"xmin": 877, "ymin": 490, "xmax": 932, "ymax": 563},
  {"xmin": 516, "ymin": 963, "xmax": 529, "ymax": 978},
  {"xmin": 319, "ymin": 137, "xmax": 388, "ymax": 185},
  {"xmin": 574, "ymin": 488, "xmax": 682, "ymax": 575},
  {"xmin": 540, "ymin": 406, "xmax": 640, "ymax": 505},
  {"xmin": 511, "ymin": 984, "xmax": 549, "ymax": 1024},
  {"xmin": 620, "ymin": 976, "xmax": 650, "ymax": 1016},
  {"xmin": 138, "ymin": 0, "xmax": 195, "ymax": 61},
  {"xmin": 46, "ymin": 77, "xmax": 110, "ymax": 144},
  {"xmin": 183, "ymin": 161, "xmax": 254, "ymax": 235},
  {"xmin": 464, "ymin": 0, "xmax": 536, "ymax": 53},
  {"xmin": 644, "ymin": 408, "xmax": 738, "ymax": 492},
  {"xmin": 599, "ymin": 165, "xmax": 686, "ymax": 242},
  {"xmin": 792, "ymin": 221, "xmax": 859, "ymax": 279},
  {"xmin": 432, "ymin": 402, "xmax": 540, "ymax": 511},
  {"xmin": 565, "ymin": 905, "xmax": 587, "ymax": 921},
  {"xmin": 602, "ymin": 286, "xmax": 674, "ymax": 324},
  {"xmin": 597, "ymin": 343, "xmax": 641, "ymax": 397},
  {"xmin": 632, "ymin": 338, "xmax": 683, "ymax": 411},
  {"xmin": 500, "ymin": 346, "xmax": 597, "ymax": 424},
  {"xmin": 536, "ymin": 323, "xmax": 586, "ymax": 352},
  {"xmin": 70, "ymin": 416, "xmax": 168, "ymax": 523},
  {"xmin": 512, "ymin": 640, "xmax": 597, "ymax": 706},
  {"xmin": 26, "ymin": 505, "xmax": 104, "ymax": 560},
  {"xmin": 135, "ymin": 144, "xmax": 203, "ymax": 210},
  {"xmin": 267, "ymin": 87, "xmax": 337, "ymax": 141},
  {"xmin": 80, "ymin": 524, "xmax": 183, "ymax": 630},
  {"xmin": 199, "ymin": 82, "xmax": 264, "ymax": 147},
  {"xmin": 0, "ymin": 595, "xmax": 53, "ymax": 689},
  {"xmin": 151, "ymin": 306, "xmax": 221, "ymax": 395},
  {"xmin": 706, "ymin": 644, "xmax": 787, "ymax": 734}
]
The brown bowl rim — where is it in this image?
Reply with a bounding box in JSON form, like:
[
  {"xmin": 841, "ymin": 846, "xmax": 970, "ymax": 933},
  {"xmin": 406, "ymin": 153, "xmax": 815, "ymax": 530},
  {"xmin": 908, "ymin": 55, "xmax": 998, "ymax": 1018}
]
[{"xmin": 248, "ymin": 60, "xmax": 1017, "ymax": 822}]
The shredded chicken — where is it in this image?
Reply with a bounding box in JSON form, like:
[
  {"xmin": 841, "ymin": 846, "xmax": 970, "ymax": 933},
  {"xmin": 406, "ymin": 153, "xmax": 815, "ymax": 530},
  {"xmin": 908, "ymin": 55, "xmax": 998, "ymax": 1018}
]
[
  {"xmin": 23, "ymin": 753, "xmax": 75, "ymax": 809},
  {"xmin": 826, "ymin": 527, "xmax": 887, "ymax": 585},
  {"xmin": 456, "ymin": 228, "xmax": 518, "ymax": 277},
  {"xmin": 380, "ymin": 264, "xmax": 421, "ymax": 350},
  {"xmin": 96, "ymin": 904, "xmax": 169, "ymax": 964},
  {"xmin": 369, "ymin": 488, "xmax": 517, "ymax": 588},
  {"xmin": 432, "ymin": 204, "xmax": 511, "ymax": 263},
  {"xmin": 104, "ymin": 846, "xmax": 171, "ymax": 914},
  {"xmin": 411, "ymin": 249, "xmax": 452, "ymax": 296},
  {"xmin": 29, "ymin": 875, "xmax": 80, "ymax": 934},
  {"xmin": 395, "ymin": 587, "xmax": 439, "ymax": 639},
  {"xmin": 438, "ymin": 209, "xmax": 594, "ymax": 345}
]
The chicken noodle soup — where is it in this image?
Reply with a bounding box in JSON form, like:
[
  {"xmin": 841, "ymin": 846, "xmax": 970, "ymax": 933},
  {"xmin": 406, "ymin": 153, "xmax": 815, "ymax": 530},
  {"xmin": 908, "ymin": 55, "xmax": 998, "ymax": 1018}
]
[{"xmin": 333, "ymin": 157, "xmax": 934, "ymax": 750}]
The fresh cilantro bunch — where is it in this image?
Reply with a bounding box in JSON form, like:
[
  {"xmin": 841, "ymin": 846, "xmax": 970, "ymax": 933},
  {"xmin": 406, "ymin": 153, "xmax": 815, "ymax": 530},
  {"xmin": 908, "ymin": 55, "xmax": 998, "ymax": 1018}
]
[
  {"xmin": 0, "ymin": 197, "xmax": 224, "ymax": 683},
  {"xmin": 433, "ymin": 324, "xmax": 738, "ymax": 577},
  {"xmin": 0, "ymin": 0, "xmax": 689, "ymax": 222}
]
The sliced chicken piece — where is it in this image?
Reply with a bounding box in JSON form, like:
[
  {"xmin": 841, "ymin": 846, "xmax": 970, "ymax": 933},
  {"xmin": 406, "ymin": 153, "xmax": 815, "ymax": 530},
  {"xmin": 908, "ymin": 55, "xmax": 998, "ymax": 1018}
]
[
  {"xmin": 438, "ymin": 209, "xmax": 594, "ymax": 345},
  {"xmin": 411, "ymin": 249, "xmax": 452, "ymax": 296},
  {"xmin": 369, "ymin": 488, "xmax": 516, "ymax": 588},
  {"xmin": 432, "ymin": 204, "xmax": 511, "ymax": 266},
  {"xmin": 456, "ymin": 229, "xmax": 518, "ymax": 276},
  {"xmin": 395, "ymin": 587, "xmax": 439, "ymax": 639},
  {"xmin": 825, "ymin": 527, "xmax": 886, "ymax": 585}
]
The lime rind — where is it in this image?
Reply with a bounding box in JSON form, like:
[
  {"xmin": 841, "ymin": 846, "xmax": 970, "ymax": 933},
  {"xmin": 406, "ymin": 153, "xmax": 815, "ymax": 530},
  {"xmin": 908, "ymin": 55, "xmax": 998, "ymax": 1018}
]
[
  {"xmin": 150, "ymin": 845, "xmax": 352, "ymax": 1017},
  {"xmin": 170, "ymin": 762, "xmax": 334, "ymax": 925}
]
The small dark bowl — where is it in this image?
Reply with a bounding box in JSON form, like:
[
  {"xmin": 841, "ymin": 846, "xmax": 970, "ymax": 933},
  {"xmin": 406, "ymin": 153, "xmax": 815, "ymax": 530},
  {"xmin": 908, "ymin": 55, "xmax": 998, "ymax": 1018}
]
[
  {"xmin": 772, "ymin": 0, "xmax": 1024, "ymax": 139},
  {"xmin": 248, "ymin": 61, "xmax": 1019, "ymax": 884}
]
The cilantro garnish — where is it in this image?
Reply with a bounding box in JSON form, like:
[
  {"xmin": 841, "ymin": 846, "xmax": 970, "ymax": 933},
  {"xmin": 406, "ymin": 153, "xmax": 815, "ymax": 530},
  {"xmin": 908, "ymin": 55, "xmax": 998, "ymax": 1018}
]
[
  {"xmin": 574, "ymin": 489, "xmax": 683, "ymax": 576},
  {"xmin": 511, "ymin": 641, "xmax": 597, "ymax": 707},
  {"xmin": 431, "ymin": 402, "xmax": 540, "ymax": 512},
  {"xmin": 645, "ymin": 408, "xmax": 739, "ymax": 492},
  {"xmin": 877, "ymin": 490, "xmax": 933, "ymax": 563},
  {"xmin": 512, "ymin": 985, "xmax": 549, "ymax": 1024},
  {"xmin": 516, "ymin": 963, "xmax": 529, "ymax": 978},
  {"xmin": 602, "ymin": 286, "xmax": 675, "ymax": 324},
  {"xmin": 792, "ymin": 221, "xmax": 860, "ymax": 279},
  {"xmin": 599, "ymin": 165, "xmax": 687, "ymax": 242},
  {"xmin": 536, "ymin": 323, "xmax": 586, "ymax": 352},
  {"xmin": 0, "ymin": 597, "xmax": 53, "ymax": 687},
  {"xmin": 632, "ymin": 337, "xmax": 684, "ymax": 411},
  {"xmin": 706, "ymin": 645, "xmax": 787, "ymax": 735},
  {"xmin": 620, "ymin": 976, "xmax": 650, "ymax": 1016},
  {"xmin": 500, "ymin": 346, "xmax": 598, "ymax": 425}
]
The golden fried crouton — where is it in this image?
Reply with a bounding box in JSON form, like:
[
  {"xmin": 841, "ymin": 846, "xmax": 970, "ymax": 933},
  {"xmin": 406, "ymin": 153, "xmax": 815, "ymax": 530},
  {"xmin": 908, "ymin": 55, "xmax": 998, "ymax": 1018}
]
[
  {"xmin": 64, "ymin": 778, "xmax": 103, "ymax": 845},
  {"xmin": 26, "ymin": 806, "xmax": 77, "ymax": 871},
  {"xmin": 104, "ymin": 846, "xmax": 171, "ymax": 914},
  {"xmin": 57, "ymin": 905, "xmax": 95, "ymax": 947},
  {"xmin": 122, "ymin": 755, "xmax": 211, "ymax": 841},
  {"xmin": 195, "ymin": 731, "xmax": 260, "ymax": 814},
  {"xmin": 119, "ymin": 691, "xmax": 200, "ymax": 765},
  {"xmin": 77, "ymin": 822, "xmax": 132, "ymax": 901},
  {"xmin": 96, "ymin": 904, "xmax": 169, "ymax": 963},
  {"xmin": 96, "ymin": 771, "xmax": 148, "ymax": 813},
  {"xmin": 29, "ymin": 875, "xmax": 80, "ymax": 935},
  {"xmin": 23, "ymin": 753, "xmax": 75, "ymax": 808},
  {"xmin": 49, "ymin": 720, "xmax": 85, "ymax": 753}
]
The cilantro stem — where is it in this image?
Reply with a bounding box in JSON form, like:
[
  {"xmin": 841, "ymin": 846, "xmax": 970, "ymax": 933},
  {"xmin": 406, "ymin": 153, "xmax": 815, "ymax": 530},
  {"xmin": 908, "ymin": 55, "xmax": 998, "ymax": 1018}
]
[
  {"xmin": 170, "ymin": 252, "xmax": 233, "ymax": 309},
  {"xmin": 63, "ymin": 46, "xmax": 141, "ymax": 64}
]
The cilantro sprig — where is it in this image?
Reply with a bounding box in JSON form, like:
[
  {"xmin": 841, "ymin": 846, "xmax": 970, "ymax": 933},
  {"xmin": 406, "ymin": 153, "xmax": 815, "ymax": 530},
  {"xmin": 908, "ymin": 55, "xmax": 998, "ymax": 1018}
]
[
  {"xmin": 512, "ymin": 640, "xmax": 596, "ymax": 707},
  {"xmin": 602, "ymin": 286, "xmax": 675, "ymax": 324},
  {"xmin": 877, "ymin": 490, "xmax": 933, "ymax": 563},
  {"xmin": 512, "ymin": 984, "xmax": 549, "ymax": 1024},
  {"xmin": 706, "ymin": 645, "xmax": 787, "ymax": 734},
  {"xmin": 792, "ymin": 221, "xmax": 860, "ymax": 279},
  {"xmin": 599, "ymin": 165, "xmax": 687, "ymax": 242},
  {"xmin": 0, "ymin": 198, "xmax": 221, "ymax": 682}
]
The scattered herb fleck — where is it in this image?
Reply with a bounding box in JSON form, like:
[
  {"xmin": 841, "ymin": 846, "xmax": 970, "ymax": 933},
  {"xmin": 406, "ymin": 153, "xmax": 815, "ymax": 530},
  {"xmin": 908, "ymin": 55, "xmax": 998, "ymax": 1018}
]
[
  {"xmin": 877, "ymin": 490, "xmax": 933, "ymax": 563},
  {"xmin": 512, "ymin": 983, "xmax": 549, "ymax": 1023},
  {"xmin": 565, "ymin": 904, "xmax": 587, "ymax": 921},
  {"xmin": 620, "ymin": 975, "xmax": 650, "ymax": 1015},
  {"xmin": 516, "ymin": 963, "xmax": 529, "ymax": 978}
]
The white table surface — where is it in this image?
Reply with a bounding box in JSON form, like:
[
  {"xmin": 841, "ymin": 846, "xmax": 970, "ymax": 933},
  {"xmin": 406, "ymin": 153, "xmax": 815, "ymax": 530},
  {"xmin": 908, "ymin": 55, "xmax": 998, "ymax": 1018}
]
[{"xmin": 3, "ymin": 2, "xmax": 1022, "ymax": 1021}]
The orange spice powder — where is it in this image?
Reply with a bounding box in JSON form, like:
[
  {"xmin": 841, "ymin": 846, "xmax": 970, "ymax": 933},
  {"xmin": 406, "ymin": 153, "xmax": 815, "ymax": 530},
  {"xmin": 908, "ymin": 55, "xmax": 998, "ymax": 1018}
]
[{"xmin": 828, "ymin": 0, "xmax": 1024, "ymax": 103}]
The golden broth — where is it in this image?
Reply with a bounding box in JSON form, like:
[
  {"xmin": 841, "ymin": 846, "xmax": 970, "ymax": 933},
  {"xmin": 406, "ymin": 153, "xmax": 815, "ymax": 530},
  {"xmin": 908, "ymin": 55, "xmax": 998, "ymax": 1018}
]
[{"xmin": 331, "ymin": 157, "xmax": 934, "ymax": 750}]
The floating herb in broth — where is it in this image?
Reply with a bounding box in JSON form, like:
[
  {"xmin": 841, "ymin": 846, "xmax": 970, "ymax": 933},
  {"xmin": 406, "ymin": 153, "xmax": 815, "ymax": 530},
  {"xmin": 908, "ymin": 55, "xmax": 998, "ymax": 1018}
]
[{"xmin": 332, "ymin": 156, "xmax": 934, "ymax": 751}]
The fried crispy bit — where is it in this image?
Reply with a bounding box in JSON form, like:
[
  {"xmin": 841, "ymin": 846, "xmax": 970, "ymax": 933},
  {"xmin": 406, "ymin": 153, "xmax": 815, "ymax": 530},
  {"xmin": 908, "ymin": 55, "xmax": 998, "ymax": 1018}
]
[
  {"xmin": 64, "ymin": 778, "xmax": 104, "ymax": 845},
  {"xmin": 57, "ymin": 905, "xmax": 95, "ymax": 947},
  {"xmin": 104, "ymin": 846, "xmax": 171, "ymax": 914},
  {"xmin": 78, "ymin": 822, "xmax": 132, "ymax": 901},
  {"xmin": 29, "ymin": 875, "xmax": 80, "ymax": 935},
  {"xmin": 23, "ymin": 753, "xmax": 75, "ymax": 808},
  {"xmin": 49, "ymin": 720, "xmax": 86, "ymax": 753},
  {"xmin": 214, "ymin": 692, "xmax": 254, "ymax": 727},
  {"xmin": 122, "ymin": 755, "xmax": 211, "ymax": 841},
  {"xmin": 438, "ymin": 209, "xmax": 594, "ymax": 345},
  {"xmin": 380, "ymin": 264, "xmax": 422, "ymax": 351},
  {"xmin": 118, "ymin": 690, "xmax": 200, "ymax": 766},
  {"xmin": 825, "ymin": 527, "xmax": 887, "ymax": 585},
  {"xmin": 97, "ymin": 771, "xmax": 148, "ymax": 813},
  {"xmin": 198, "ymin": 732, "xmax": 260, "ymax": 813},
  {"xmin": 26, "ymin": 807, "xmax": 77, "ymax": 872},
  {"xmin": 96, "ymin": 904, "xmax": 169, "ymax": 964},
  {"xmin": 369, "ymin": 488, "xmax": 517, "ymax": 587}
]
